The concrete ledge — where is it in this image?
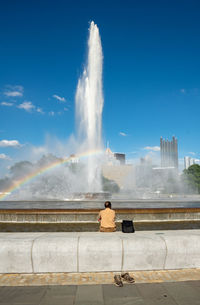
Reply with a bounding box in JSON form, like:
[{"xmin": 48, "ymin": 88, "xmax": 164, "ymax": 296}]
[{"xmin": 0, "ymin": 230, "xmax": 200, "ymax": 274}]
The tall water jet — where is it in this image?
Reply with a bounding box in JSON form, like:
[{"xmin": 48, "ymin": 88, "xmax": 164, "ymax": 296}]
[{"xmin": 76, "ymin": 21, "xmax": 104, "ymax": 192}]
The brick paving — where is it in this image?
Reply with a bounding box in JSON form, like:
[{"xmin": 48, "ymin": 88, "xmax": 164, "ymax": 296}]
[{"xmin": 0, "ymin": 269, "xmax": 200, "ymax": 286}]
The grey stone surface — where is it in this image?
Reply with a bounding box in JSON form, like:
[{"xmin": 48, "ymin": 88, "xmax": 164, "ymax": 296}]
[
  {"xmin": 122, "ymin": 233, "xmax": 166, "ymax": 271},
  {"xmin": 0, "ymin": 234, "xmax": 34, "ymax": 273},
  {"xmin": 103, "ymin": 284, "xmax": 140, "ymax": 298},
  {"xmin": 74, "ymin": 285, "xmax": 104, "ymax": 305},
  {"xmin": 162, "ymin": 281, "xmax": 200, "ymax": 305},
  {"xmin": 104, "ymin": 297, "xmax": 146, "ymax": 305},
  {"xmin": 79, "ymin": 234, "xmax": 122, "ymax": 272},
  {"xmin": 1, "ymin": 282, "xmax": 200, "ymax": 305},
  {"xmin": 32, "ymin": 233, "xmax": 78, "ymax": 273},
  {"xmin": 136, "ymin": 283, "xmax": 178, "ymax": 305},
  {"xmin": 0, "ymin": 230, "xmax": 200, "ymax": 273},
  {"xmin": 0, "ymin": 286, "xmax": 45, "ymax": 304},
  {"xmin": 163, "ymin": 233, "xmax": 200, "ymax": 269},
  {"xmin": 40, "ymin": 286, "xmax": 76, "ymax": 305}
]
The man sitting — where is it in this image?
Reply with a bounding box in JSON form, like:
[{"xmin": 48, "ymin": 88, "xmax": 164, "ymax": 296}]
[{"xmin": 98, "ymin": 201, "xmax": 116, "ymax": 232}]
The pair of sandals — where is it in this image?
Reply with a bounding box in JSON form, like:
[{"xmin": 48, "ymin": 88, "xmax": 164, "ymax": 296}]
[{"xmin": 114, "ymin": 272, "xmax": 135, "ymax": 287}]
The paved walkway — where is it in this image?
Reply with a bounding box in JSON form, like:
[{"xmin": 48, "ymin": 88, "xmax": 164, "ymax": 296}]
[{"xmin": 0, "ymin": 281, "xmax": 200, "ymax": 305}]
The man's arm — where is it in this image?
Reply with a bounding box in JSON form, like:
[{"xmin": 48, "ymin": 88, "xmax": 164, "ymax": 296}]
[
  {"xmin": 113, "ymin": 210, "xmax": 116, "ymax": 222},
  {"xmin": 98, "ymin": 211, "xmax": 101, "ymax": 222}
]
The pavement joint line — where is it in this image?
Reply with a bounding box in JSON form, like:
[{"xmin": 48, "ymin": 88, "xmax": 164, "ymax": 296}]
[
  {"xmin": 0, "ymin": 269, "xmax": 200, "ymax": 286},
  {"xmin": 77, "ymin": 236, "xmax": 80, "ymax": 273},
  {"xmin": 30, "ymin": 233, "xmax": 47, "ymax": 273},
  {"xmin": 120, "ymin": 237, "xmax": 124, "ymax": 272},
  {"xmin": 159, "ymin": 234, "xmax": 168, "ymax": 269}
]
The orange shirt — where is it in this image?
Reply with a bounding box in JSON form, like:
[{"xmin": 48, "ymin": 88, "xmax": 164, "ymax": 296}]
[{"xmin": 98, "ymin": 208, "xmax": 116, "ymax": 228}]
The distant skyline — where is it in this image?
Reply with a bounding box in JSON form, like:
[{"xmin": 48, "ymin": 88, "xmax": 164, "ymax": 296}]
[{"xmin": 0, "ymin": 0, "xmax": 200, "ymax": 176}]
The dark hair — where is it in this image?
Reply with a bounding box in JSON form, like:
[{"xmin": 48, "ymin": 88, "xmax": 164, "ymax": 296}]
[{"xmin": 105, "ymin": 201, "xmax": 111, "ymax": 209}]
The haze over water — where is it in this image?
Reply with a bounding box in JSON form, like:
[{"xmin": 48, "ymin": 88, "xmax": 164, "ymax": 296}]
[{"xmin": 76, "ymin": 21, "xmax": 104, "ymax": 192}]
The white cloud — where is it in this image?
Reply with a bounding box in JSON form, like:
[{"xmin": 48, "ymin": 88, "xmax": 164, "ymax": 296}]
[
  {"xmin": 17, "ymin": 101, "xmax": 43, "ymax": 114},
  {"xmin": 36, "ymin": 107, "xmax": 44, "ymax": 114},
  {"xmin": 1, "ymin": 102, "xmax": 13, "ymax": 106},
  {"xmin": 180, "ymin": 88, "xmax": 186, "ymax": 94},
  {"xmin": 31, "ymin": 146, "xmax": 47, "ymax": 156},
  {"xmin": 144, "ymin": 146, "xmax": 160, "ymax": 151},
  {"xmin": 0, "ymin": 153, "xmax": 11, "ymax": 160},
  {"xmin": 53, "ymin": 94, "xmax": 66, "ymax": 102},
  {"xmin": 189, "ymin": 152, "xmax": 196, "ymax": 155},
  {"xmin": 0, "ymin": 140, "xmax": 21, "ymax": 147},
  {"xmin": 4, "ymin": 85, "xmax": 24, "ymax": 97},
  {"xmin": 18, "ymin": 101, "xmax": 35, "ymax": 112},
  {"xmin": 119, "ymin": 132, "xmax": 127, "ymax": 137},
  {"xmin": 49, "ymin": 111, "xmax": 55, "ymax": 116},
  {"xmin": 5, "ymin": 91, "xmax": 22, "ymax": 97}
]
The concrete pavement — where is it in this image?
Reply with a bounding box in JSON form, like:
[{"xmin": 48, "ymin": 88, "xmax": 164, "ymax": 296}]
[{"xmin": 0, "ymin": 281, "xmax": 200, "ymax": 305}]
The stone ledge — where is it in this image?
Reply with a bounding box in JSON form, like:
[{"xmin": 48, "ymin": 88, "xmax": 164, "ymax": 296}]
[{"xmin": 0, "ymin": 230, "xmax": 200, "ymax": 274}]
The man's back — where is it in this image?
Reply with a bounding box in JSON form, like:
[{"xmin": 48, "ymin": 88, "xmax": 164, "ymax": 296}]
[{"xmin": 99, "ymin": 208, "xmax": 115, "ymax": 229}]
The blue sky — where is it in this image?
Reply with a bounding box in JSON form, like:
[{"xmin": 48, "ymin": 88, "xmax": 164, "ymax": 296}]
[{"xmin": 0, "ymin": 0, "xmax": 200, "ymax": 175}]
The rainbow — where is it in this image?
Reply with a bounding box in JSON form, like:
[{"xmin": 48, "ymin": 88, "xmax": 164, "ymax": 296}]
[{"xmin": 0, "ymin": 149, "xmax": 103, "ymax": 201}]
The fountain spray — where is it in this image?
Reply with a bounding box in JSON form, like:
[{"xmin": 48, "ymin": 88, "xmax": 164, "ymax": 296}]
[{"xmin": 76, "ymin": 21, "xmax": 104, "ymax": 192}]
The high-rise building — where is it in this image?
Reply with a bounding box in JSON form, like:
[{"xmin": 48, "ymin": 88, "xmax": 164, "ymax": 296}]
[
  {"xmin": 184, "ymin": 156, "xmax": 191, "ymax": 169},
  {"xmin": 160, "ymin": 136, "xmax": 178, "ymax": 168},
  {"xmin": 114, "ymin": 153, "xmax": 126, "ymax": 165},
  {"xmin": 105, "ymin": 148, "xmax": 126, "ymax": 165},
  {"xmin": 184, "ymin": 156, "xmax": 199, "ymax": 169}
]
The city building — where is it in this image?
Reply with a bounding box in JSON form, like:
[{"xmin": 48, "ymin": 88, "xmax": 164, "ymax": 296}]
[
  {"xmin": 69, "ymin": 154, "xmax": 79, "ymax": 163},
  {"xmin": 103, "ymin": 147, "xmax": 130, "ymax": 188},
  {"xmin": 184, "ymin": 156, "xmax": 200, "ymax": 169},
  {"xmin": 160, "ymin": 136, "xmax": 178, "ymax": 168},
  {"xmin": 105, "ymin": 146, "xmax": 126, "ymax": 165},
  {"xmin": 114, "ymin": 153, "xmax": 126, "ymax": 165}
]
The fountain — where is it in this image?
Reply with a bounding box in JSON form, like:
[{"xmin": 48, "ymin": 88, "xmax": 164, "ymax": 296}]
[
  {"xmin": 76, "ymin": 21, "xmax": 104, "ymax": 193},
  {"xmin": 0, "ymin": 21, "xmax": 200, "ymax": 232},
  {"xmin": 0, "ymin": 21, "xmax": 106, "ymax": 201}
]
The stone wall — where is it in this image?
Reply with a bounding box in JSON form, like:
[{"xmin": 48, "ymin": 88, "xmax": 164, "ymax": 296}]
[{"xmin": 0, "ymin": 230, "xmax": 200, "ymax": 273}]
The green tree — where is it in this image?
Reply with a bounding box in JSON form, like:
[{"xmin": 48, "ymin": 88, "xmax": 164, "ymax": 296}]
[{"xmin": 182, "ymin": 164, "xmax": 200, "ymax": 193}]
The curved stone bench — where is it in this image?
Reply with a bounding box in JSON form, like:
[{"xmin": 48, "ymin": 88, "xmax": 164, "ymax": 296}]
[{"xmin": 0, "ymin": 230, "xmax": 200, "ymax": 274}]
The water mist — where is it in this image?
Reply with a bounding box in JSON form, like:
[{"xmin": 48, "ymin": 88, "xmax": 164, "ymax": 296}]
[
  {"xmin": 75, "ymin": 21, "xmax": 104, "ymax": 192},
  {"xmin": 0, "ymin": 21, "xmax": 105, "ymax": 200}
]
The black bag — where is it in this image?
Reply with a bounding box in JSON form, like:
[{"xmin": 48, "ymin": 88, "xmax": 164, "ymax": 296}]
[{"xmin": 122, "ymin": 220, "xmax": 135, "ymax": 233}]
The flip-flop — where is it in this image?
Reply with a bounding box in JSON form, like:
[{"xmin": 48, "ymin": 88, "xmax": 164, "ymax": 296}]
[
  {"xmin": 121, "ymin": 272, "xmax": 135, "ymax": 283},
  {"xmin": 114, "ymin": 275, "xmax": 123, "ymax": 287}
]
